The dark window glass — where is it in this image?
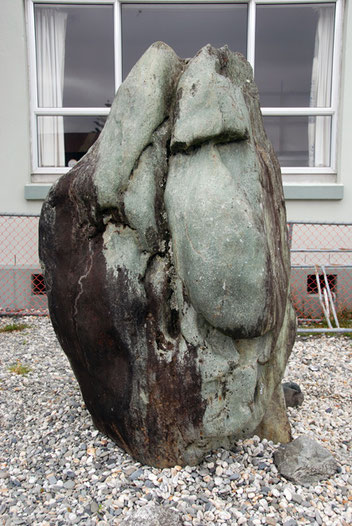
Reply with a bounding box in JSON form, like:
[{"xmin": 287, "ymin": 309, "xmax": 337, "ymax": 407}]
[
  {"xmin": 307, "ymin": 274, "xmax": 337, "ymax": 295},
  {"xmin": 37, "ymin": 116, "xmax": 106, "ymax": 167},
  {"xmin": 255, "ymin": 4, "xmax": 335, "ymax": 107},
  {"xmin": 35, "ymin": 5, "xmax": 115, "ymax": 108},
  {"xmin": 31, "ymin": 274, "xmax": 46, "ymax": 295},
  {"xmin": 121, "ymin": 3, "xmax": 247, "ymax": 79},
  {"xmin": 63, "ymin": 116, "xmax": 106, "ymax": 166},
  {"xmin": 263, "ymin": 116, "xmax": 331, "ymax": 167}
]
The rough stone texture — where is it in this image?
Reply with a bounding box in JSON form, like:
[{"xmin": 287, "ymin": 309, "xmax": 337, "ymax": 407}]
[
  {"xmin": 39, "ymin": 42, "xmax": 296, "ymax": 468},
  {"xmin": 121, "ymin": 505, "xmax": 184, "ymax": 526},
  {"xmin": 254, "ymin": 384, "xmax": 292, "ymax": 444},
  {"xmin": 283, "ymin": 381, "xmax": 304, "ymax": 408},
  {"xmin": 273, "ymin": 435, "xmax": 339, "ymax": 484}
]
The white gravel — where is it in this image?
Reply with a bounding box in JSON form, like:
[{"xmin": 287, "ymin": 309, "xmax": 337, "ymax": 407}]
[{"xmin": 0, "ymin": 316, "xmax": 351, "ymax": 526}]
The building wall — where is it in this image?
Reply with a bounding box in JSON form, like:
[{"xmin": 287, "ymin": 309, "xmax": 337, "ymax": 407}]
[
  {"xmin": 0, "ymin": 0, "xmax": 39, "ymax": 214},
  {"xmin": 0, "ymin": 0, "xmax": 351, "ymax": 221}
]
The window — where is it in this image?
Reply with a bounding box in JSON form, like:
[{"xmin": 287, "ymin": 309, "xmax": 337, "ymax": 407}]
[
  {"xmin": 256, "ymin": 3, "xmax": 337, "ymax": 172},
  {"xmin": 307, "ymin": 274, "xmax": 337, "ymax": 295},
  {"xmin": 27, "ymin": 0, "xmax": 343, "ymax": 186},
  {"xmin": 28, "ymin": 1, "xmax": 115, "ymax": 177},
  {"xmin": 121, "ymin": 3, "xmax": 247, "ymax": 78}
]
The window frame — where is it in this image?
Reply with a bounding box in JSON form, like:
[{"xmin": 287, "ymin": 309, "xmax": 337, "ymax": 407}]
[{"xmin": 26, "ymin": 0, "xmax": 343, "ymax": 184}]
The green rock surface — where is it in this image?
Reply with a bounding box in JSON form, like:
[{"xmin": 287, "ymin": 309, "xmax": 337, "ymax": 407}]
[{"xmin": 39, "ymin": 42, "xmax": 296, "ymax": 467}]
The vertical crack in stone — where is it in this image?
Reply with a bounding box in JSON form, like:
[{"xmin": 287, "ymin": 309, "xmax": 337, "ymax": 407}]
[{"xmin": 73, "ymin": 239, "xmax": 94, "ymax": 322}]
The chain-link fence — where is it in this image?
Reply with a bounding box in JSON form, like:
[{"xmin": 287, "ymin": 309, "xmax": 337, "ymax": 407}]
[
  {"xmin": 0, "ymin": 214, "xmax": 47, "ymax": 315},
  {"xmin": 289, "ymin": 221, "xmax": 352, "ymax": 333},
  {"xmin": 1, "ymin": 215, "xmax": 351, "ymax": 330}
]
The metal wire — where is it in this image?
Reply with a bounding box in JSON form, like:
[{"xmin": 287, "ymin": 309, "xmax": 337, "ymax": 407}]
[
  {"xmin": 0, "ymin": 214, "xmax": 46, "ymax": 315},
  {"xmin": 0, "ymin": 216, "xmax": 351, "ymax": 331},
  {"xmin": 290, "ymin": 222, "xmax": 352, "ymax": 332}
]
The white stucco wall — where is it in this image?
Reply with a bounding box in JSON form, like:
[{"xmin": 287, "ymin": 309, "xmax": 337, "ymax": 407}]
[
  {"xmin": 0, "ymin": 0, "xmax": 41, "ymax": 214},
  {"xmin": 0, "ymin": 0, "xmax": 351, "ymax": 222}
]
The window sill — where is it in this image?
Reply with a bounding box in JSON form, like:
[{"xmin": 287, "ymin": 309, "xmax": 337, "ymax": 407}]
[
  {"xmin": 25, "ymin": 184, "xmax": 52, "ymax": 200},
  {"xmin": 25, "ymin": 182, "xmax": 344, "ymax": 202},
  {"xmin": 283, "ymin": 183, "xmax": 344, "ymax": 200}
]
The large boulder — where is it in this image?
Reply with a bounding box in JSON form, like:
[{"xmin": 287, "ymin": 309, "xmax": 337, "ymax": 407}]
[{"xmin": 39, "ymin": 43, "xmax": 296, "ymax": 467}]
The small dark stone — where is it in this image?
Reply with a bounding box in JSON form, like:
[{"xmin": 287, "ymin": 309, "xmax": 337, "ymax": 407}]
[
  {"xmin": 283, "ymin": 381, "xmax": 304, "ymax": 407},
  {"xmin": 129, "ymin": 468, "xmax": 144, "ymax": 481},
  {"xmin": 10, "ymin": 479, "xmax": 21, "ymax": 487},
  {"xmin": 291, "ymin": 492, "xmax": 303, "ymax": 505},
  {"xmin": 260, "ymin": 486, "xmax": 271, "ymax": 495}
]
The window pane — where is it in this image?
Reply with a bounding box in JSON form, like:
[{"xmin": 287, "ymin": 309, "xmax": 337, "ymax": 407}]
[
  {"xmin": 37, "ymin": 116, "xmax": 106, "ymax": 167},
  {"xmin": 122, "ymin": 3, "xmax": 247, "ymax": 79},
  {"xmin": 264, "ymin": 116, "xmax": 331, "ymax": 168},
  {"xmin": 35, "ymin": 5, "xmax": 114, "ymax": 108},
  {"xmin": 256, "ymin": 4, "xmax": 335, "ymax": 108}
]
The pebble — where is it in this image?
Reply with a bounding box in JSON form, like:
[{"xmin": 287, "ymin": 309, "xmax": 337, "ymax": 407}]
[
  {"xmin": 284, "ymin": 487, "xmax": 292, "ymax": 501},
  {"xmin": 0, "ymin": 317, "xmax": 351, "ymax": 525},
  {"xmin": 64, "ymin": 480, "xmax": 75, "ymax": 489}
]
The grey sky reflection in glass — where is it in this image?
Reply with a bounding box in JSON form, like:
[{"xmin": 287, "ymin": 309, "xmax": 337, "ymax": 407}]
[
  {"xmin": 264, "ymin": 116, "xmax": 331, "ymax": 167},
  {"xmin": 255, "ymin": 4, "xmax": 335, "ymax": 108},
  {"xmin": 121, "ymin": 3, "xmax": 247, "ymax": 80},
  {"xmin": 35, "ymin": 5, "xmax": 115, "ymax": 108},
  {"xmin": 63, "ymin": 5, "xmax": 114, "ymax": 107}
]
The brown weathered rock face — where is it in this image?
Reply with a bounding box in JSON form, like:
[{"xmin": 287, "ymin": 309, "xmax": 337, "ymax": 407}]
[{"xmin": 39, "ymin": 43, "xmax": 296, "ymax": 468}]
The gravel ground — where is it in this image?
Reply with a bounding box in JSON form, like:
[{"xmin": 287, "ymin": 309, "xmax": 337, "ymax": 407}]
[{"xmin": 0, "ymin": 316, "xmax": 351, "ymax": 526}]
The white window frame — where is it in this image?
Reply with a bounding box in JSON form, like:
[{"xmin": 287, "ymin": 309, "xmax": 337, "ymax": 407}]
[{"xmin": 26, "ymin": 0, "xmax": 343, "ymax": 186}]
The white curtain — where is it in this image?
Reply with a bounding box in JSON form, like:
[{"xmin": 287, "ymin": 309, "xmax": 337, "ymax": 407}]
[
  {"xmin": 36, "ymin": 8, "xmax": 67, "ymax": 167},
  {"xmin": 309, "ymin": 5, "xmax": 334, "ymax": 167}
]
